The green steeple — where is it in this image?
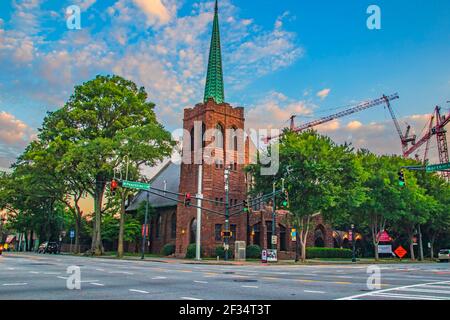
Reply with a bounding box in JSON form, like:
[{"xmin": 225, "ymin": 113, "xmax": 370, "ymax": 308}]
[{"xmin": 204, "ymin": 0, "xmax": 225, "ymax": 104}]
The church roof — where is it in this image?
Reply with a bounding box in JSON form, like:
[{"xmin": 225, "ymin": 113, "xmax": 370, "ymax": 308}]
[
  {"xmin": 126, "ymin": 161, "xmax": 181, "ymax": 211},
  {"xmin": 203, "ymin": 0, "xmax": 225, "ymax": 104}
]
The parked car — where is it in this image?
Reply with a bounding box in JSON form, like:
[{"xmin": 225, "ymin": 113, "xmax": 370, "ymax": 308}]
[
  {"xmin": 37, "ymin": 241, "xmax": 60, "ymax": 254},
  {"xmin": 438, "ymin": 249, "xmax": 450, "ymax": 262}
]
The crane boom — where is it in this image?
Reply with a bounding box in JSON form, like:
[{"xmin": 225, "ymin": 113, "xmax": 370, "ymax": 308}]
[
  {"xmin": 404, "ymin": 107, "xmax": 450, "ymax": 158},
  {"xmin": 267, "ymin": 93, "xmax": 399, "ymax": 141}
]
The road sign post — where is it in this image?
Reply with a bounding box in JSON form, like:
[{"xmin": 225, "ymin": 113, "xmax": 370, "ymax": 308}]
[
  {"xmin": 69, "ymin": 230, "xmax": 75, "ymax": 253},
  {"xmin": 394, "ymin": 246, "xmax": 407, "ymax": 259}
]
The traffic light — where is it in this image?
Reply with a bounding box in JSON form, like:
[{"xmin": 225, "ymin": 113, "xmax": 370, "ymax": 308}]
[
  {"xmin": 221, "ymin": 231, "xmax": 232, "ymax": 238},
  {"xmin": 281, "ymin": 190, "xmax": 289, "ymax": 208},
  {"xmin": 398, "ymin": 170, "xmax": 406, "ymax": 186},
  {"xmin": 111, "ymin": 179, "xmax": 119, "ymax": 196},
  {"xmin": 184, "ymin": 193, "xmax": 192, "ymax": 207},
  {"xmin": 243, "ymin": 200, "xmax": 249, "ymax": 212}
]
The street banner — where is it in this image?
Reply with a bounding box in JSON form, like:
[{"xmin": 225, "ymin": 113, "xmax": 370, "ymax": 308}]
[
  {"xmin": 141, "ymin": 224, "xmax": 149, "ymax": 237},
  {"xmin": 377, "ymin": 245, "xmax": 392, "ymax": 254}
]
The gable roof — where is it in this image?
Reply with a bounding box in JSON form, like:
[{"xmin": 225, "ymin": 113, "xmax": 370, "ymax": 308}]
[{"xmin": 126, "ymin": 161, "xmax": 181, "ymax": 211}]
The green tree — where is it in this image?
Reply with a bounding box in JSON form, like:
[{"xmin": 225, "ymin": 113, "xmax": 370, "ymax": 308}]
[
  {"xmin": 247, "ymin": 130, "xmax": 365, "ymax": 262},
  {"xmin": 38, "ymin": 75, "xmax": 174, "ymax": 255}
]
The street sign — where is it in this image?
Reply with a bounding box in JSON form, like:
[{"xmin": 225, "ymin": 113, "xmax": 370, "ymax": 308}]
[
  {"xmin": 122, "ymin": 180, "xmax": 151, "ymax": 191},
  {"xmin": 377, "ymin": 245, "xmax": 392, "ymax": 254},
  {"xmin": 377, "ymin": 231, "xmax": 391, "ymax": 242},
  {"xmin": 394, "ymin": 245, "xmax": 407, "ymax": 259},
  {"xmin": 70, "ymin": 230, "xmax": 75, "ymax": 239},
  {"xmin": 271, "ymin": 235, "xmax": 277, "ymax": 245},
  {"xmin": 426, "ymin": 162, "xmax": 450, "ymax": 172},
  {"xmin": 291, "ymin": 228, "xmax": 297, "ymax": 242}
]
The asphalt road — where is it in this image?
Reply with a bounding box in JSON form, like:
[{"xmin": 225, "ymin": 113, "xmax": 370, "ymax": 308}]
[{"xmin": 0, "ymin": 253, "xmax": 449, "ymax": 300}]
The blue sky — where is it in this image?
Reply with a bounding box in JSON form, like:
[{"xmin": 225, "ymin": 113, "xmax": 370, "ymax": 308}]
[{"xmin": 0, "ymin": 0, "xmax": 449, "ymax": 170}]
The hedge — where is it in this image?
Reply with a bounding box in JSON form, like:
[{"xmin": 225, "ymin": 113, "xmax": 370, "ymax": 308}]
[
  {"xmin": 215, "ymin": 245, "xmax": 234, "ymax": 259},
  {"xmin": 306, "ymin": 247, "xmax": 352, "ymax": 259},
  {"xmin": 185, "ymin": 243, "xmax": 199, "ymax": 259},
  {"xmin": 246, "ymin": 245, "xmax": 261, "ymax": 259},
  {"xmin": 160, "ymin": 243, "xmax": 175, "ymax": 256}
]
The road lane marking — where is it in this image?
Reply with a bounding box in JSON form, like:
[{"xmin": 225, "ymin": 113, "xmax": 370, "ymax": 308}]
[
  {"xmin": 334, "ymin": 282, "xmax": 352, "ymax": 285},
  {"xmin": 242, "ymin": 285, "xmax": 259, "ymax": 289},
  {"xmin": 338, "ymin": 280, "xmax": 450, "ymax": 300},
  {"xmin": 29, "ymin": 271, "xmax": 40, "ymax": 274},
  {"xmin": 44, "ymin": 272, "xmax": 61, "ymax": 275},
  {"xmin": 262, "ymin": 277, "xmax": 279, "ymax": 281},
  {"xmin": 304, "ymin": 290, "xmax": 325, "ymax": 294},
  {"xmin": 371, "ymin": 292, "xmax": 446, "ymax": 300},
  {"xmin": 91, "ymin": 283, "xmax": 105, "ymax": 286},
  {"xmin": 7, "ymin": 268, "xmax": 15, "ymax": 270},
  {"xmin": 179, "ymin": 270, "xmax": 192, "ymax": 273},
  {"xmin": 398, "ymin": 287, "xmax": 450, "ymax": 295},
  {"xmin": 2, "ymin": 283, "xmax": 28, "ymax": 286},
  {"xmin": 194, "ymin": 280, "xmax": 208, "ymax": 284},
  {"xmin": 129, "ymin": 289, "xmax": 149, "ymax": 294},
  {"xmin": 152, "ymin": 276, "xmax": 167, "ymax": 280},
  {"xmin": 181, "ymin": 297, "xmax": 202, "ymax": 300},
  {"xmin": 297, "ymin": 279, "xmax": 317, "ymax": 283}
]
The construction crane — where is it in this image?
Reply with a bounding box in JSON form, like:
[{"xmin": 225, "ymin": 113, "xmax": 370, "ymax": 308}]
[
  {"xmin": 403, "ymin": 106, "xmax": 450, "ymax": 179},
  {"xmin": 266, "ymin": 93, "xmax": 400, "ymax": 142}
]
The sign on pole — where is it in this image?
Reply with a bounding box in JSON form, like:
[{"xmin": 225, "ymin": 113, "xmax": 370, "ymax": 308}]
[
  {"xmin": 261, "ymin": 249, "xmax": 268, "ymax": 263},
  {"xmin": 267, "ymin": 249, "xmax": 278, "ymax": 262},
  {"xmin": 141, "ymin": 224, "xmax": 149, "ymax": 237},
  {"xmin": 377, "ymin": 231, "xmax": 391, "ymax": 242},
  {"xmin": 394, "ymin": 246, "xmax": 407, "ymax": 259},
  {"xmin": 122, "ymin": 180, "xmax": 151, "ymax": 191},
  {"xmin": 271, "ymin": 235, "xmax": 278, "ymax": 245},
  {"xmin": 426, "ymin": 162, "xmax": 450, "ymax": 172},
  {"xmin": 70, "ymin": 230, "xmax": 75, "ymax": 239},
  {"xmin": 291, "ymin": 229, "xmax": 297, "ymax": 242},
  {"xmin": 377, "ymin": 245, "xmax": 392, "ymax": 254}
]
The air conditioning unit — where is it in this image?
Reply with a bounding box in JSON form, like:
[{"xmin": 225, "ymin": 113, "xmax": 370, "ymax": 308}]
[{"xmin": 234, "ymin": 241, "xmax": 246, "ymax": 261}]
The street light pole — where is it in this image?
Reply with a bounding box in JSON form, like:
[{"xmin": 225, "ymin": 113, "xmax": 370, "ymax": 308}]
[
  {"xmin": 351, "ymin": 224, "xmax": 356, "ymax": 263},
  {"xmin": 272, "ymin": 182, "xmax": 276, "ymax": 250},
  {"xmin": 224, "ymin": 166, "xmax": 230, "ymax": 261},
  {"xmin": 195, "ymin": 164, "xmax": 203, "ymax": 261},
  {"xmin": 141, "ymin": 191, "xmax": 150, "ymax": 260}
]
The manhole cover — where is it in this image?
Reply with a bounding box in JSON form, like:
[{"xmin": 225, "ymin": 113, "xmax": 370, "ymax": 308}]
[
  {"xmin": 223, "ymin": 272, "xmax": 235, "ymax": 274},
  {"xmin": 233, "ymin": 279, "xmax": 258, "ymax": 283}
]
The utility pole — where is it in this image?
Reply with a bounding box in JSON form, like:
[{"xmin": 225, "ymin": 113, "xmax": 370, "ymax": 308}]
[
  {"xmin": 272, "ymin": 182, "xmax": 276, "ymax": 250},
  {"xmin": 141, "ymin": 191, "xmax": 150, "ymax": 260},
  {"xmin": 418, "ymin": 224, "xmax": 424, "ymax": 261},
  {"xmin": 224, "ymin": 166, "xmax": 230, "ymax": 261},
  {"xmin": 195, "ymin": 165, "xmax": 203, "ymax": 261}
]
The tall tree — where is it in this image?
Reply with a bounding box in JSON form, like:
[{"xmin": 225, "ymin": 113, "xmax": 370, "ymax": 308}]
[
  {"xmin": 38, "ymin": 75, "xmax": 174, "ymax": 255},
  {"xmin": 247, "ymin": 130, "xmax": 365, "ymax": 262}
]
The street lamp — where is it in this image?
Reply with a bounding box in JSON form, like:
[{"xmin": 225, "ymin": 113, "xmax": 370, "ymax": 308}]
[{"xmin": 351, "ymin": 224, "xmax": 356, "ymax": 263}]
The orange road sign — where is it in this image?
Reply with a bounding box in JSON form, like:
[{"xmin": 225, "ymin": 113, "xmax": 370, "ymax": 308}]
[{"xmin": 394, "ymin": 245, "xmax": 407, "ymax": 259}]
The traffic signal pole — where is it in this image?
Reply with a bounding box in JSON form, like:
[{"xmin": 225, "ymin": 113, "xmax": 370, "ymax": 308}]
[
  {"xmin": 141, "ymin": 191, "xmax": 149, "ymax": 260},
  {"xmin": 272, "ymin": 182, "xmax": 276, "ymax": 250},
  {"xmin": 195, "ymin": 165, "xmax": 203, "ymax": 261},
  {"xmin": 224, "ymin": 167, "xmax": 230, "ymax": 261}
]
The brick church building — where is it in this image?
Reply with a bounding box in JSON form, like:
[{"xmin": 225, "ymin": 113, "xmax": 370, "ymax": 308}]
[{"xmin": 127, "ymin": 1, "xmax": 334, "ymax": 258}]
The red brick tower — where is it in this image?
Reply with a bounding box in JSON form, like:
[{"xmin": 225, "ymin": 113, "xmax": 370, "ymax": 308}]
[{"xmin": 175, "ymin": 1, "xmax": 248, "ymax": 257}]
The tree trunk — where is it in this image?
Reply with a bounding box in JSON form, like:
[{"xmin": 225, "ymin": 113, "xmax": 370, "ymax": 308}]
[
  {"xmin": 117, "ymin": 196, "xmax": 126, "ymax": 258},
  {"xmin": 430, "ymin": 233, "xmax": 437, "ymax": 260},
  {"xmin": 409, "ymin": 234, "xmax": 415, "ymax": 260},
  {"xmin": 91, "ymin": 177, "xmax": 105, "ymax": 256},
  {"xmin": 418, "ymin": 224, "xmax": 424, "ymax": 261}
]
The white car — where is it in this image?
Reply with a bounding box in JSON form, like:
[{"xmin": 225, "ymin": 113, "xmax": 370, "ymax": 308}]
[{"xmin": 438, "ymin": 249, "xmax": 450, "ymax": 262}]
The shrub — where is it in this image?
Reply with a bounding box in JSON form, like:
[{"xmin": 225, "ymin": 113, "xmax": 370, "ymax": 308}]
[
  {"xmin": 160, "ymin": 243, "xmax": 175, "ymax": 256},
  {"xmin": 186, "ymin": 243, "xmax": 200, "ymax": 259},
  {"xmin": 215, "ymin": 245, "xmax": 225, "ymax": 258},
  {"xmin": 306, "ymin": 247, "xmax": 352, "ymax": 259},
  {"xmin": 246, "ymin": 245, "xmax": 261, "ymax": 259}
]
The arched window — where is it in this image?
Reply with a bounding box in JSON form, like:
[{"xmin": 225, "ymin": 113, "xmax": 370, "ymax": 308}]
[
  {"xmin": 156, "ymin": 215, "xmax": 162, "ymax": 239},
  {"xmin": 190, "ymin": 123, "xmax": 206, "ymax": 152},
  {"xmin": 190, "ymin": 218, "xmax": 197, "ymax": 244},
  {"xmin": 215, "ymin": 124, "xmax": 224, "ymax": 149},
  {"xmin": 231, "ymin": 126, "xmax": 238, "ymax": 152},
  {"xmin": 170, "ymin": 212, "xmax": 177, "ymax": 239}
]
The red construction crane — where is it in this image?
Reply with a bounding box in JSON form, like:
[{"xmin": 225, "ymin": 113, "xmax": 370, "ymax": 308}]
[
  {"xmin": 403, "ymin": 106, "xmax": 450, "ymax": 179},
  {"xmin": 266, "ymin": 93, "xmax": 400, "ymax": 142}
]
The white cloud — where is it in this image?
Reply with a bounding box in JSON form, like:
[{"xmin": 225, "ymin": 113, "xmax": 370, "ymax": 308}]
[
  {"xmin": 317, "ymin": 88, "xmax": 331, "ymax": 100},
  {"xmin": 133, "ymin": 0, "xmax": 172, "ymax": 25}
]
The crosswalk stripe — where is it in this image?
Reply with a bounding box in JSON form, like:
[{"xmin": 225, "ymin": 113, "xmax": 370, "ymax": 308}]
[
  {"xmin": 397, "ymin": 287, "xmax": 450, "ymax": 295},
  {"xmin": 371, "ymin": 292, "xmax": 447, "ymax": 300}
]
